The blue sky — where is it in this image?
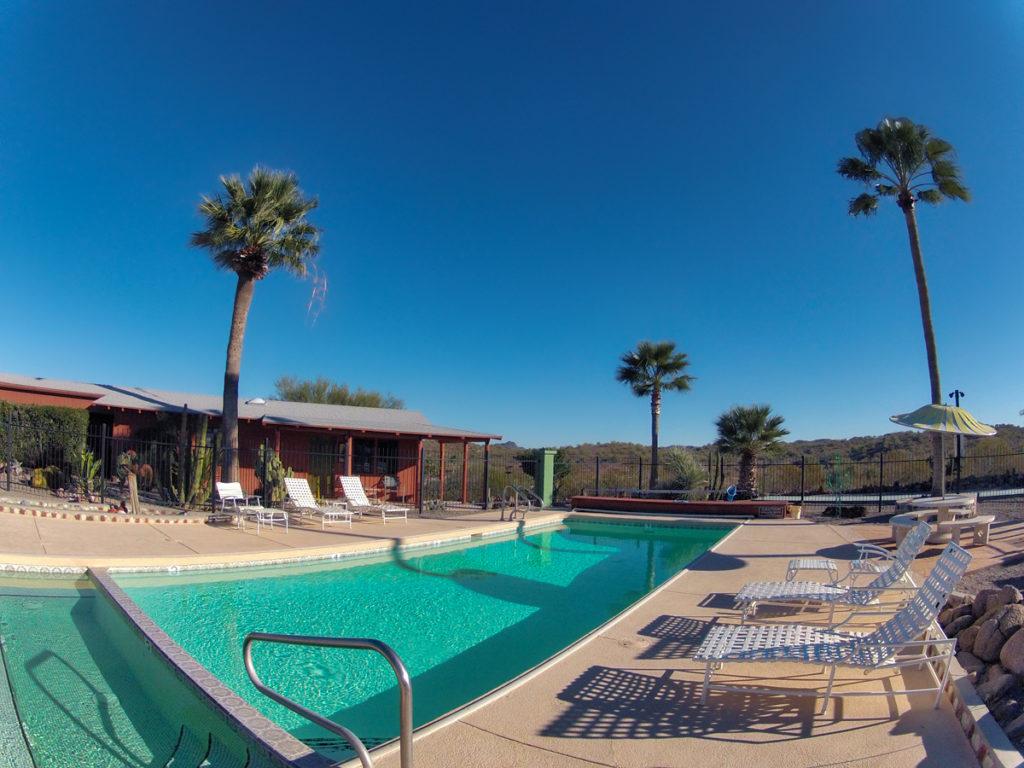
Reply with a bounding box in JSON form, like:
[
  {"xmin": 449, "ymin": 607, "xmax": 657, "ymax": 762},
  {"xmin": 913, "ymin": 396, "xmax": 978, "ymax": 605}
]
[{"xmin": 1, "ymin": 1, "xmax": 1022, "ymax": 447}]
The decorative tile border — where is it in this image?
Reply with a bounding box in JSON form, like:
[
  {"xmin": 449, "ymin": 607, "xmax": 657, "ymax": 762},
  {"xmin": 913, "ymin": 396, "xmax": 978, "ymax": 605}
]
[
  {"xmin": 0, "ymin": 502, "xmax": 204, "ymax": 524},
  {"xmin": 106, "ymin": 515, "xmax": 567, "ymax": 574},
  {"xmin": 944, "ymin": 657, "xmax": 1024, "ymax": 768},
  {"xmin": 0, "ymin": 562, "xmax": 87, "ymax": 575},
  {"xmin": 89, "ymin": 568, "xmax": 332, "ymax": 768}
]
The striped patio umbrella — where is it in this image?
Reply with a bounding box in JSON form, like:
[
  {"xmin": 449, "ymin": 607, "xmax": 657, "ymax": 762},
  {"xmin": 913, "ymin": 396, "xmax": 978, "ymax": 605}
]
[{"xmin": 889, "ymin": 403, "xmax": 996, "ymax": 436}]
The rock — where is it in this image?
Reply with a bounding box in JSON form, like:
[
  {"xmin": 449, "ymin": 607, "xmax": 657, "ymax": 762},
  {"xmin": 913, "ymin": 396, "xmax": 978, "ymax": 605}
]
[
  {"xmin": 998, "ymin": 604, "xmax": 1024, "ymax": 636},
  {"xmin": 982, "ymin": 663, "xmax": 1008, "ymax": 684},
  {"xmin": 975, "ymin": 588, "xmax": 1001, "ymax": 617},
  {"xmin": 1004, "ymin": 712, "xmax": 1024, "ymax": 739},
  {"xmin": 946, "ymin": 614, "xmax": 976, "ymax": 637},
  {"xmin": 1001, "ymin": 628, "xmax": 1024, "ymax": 675},
  {"xmin": 978, "ymin": 672, "xmax": 1016, "ymax": 703},
  {"xmin": 973, "ymin": 605, "xmax": 1024, "ymax": 662},
  {"xmin": 994, "ymin": 697, "xmax": 1023, "ymax": 723},
  {"xmin": 956, "ymin": 650, "xmax": 986, "ymax": 676},
  {"xmin": 958, "ymin": 624, "xmax": 981, "ymax": 653},
  {"xmin": 947, "ymin": 592, "xmax": 972, "ymax": 609},
  {"xmin": 976, "ymin": 621, "xmax": 1006, "ymax": 662},
  {"xmin": 939, "ymin": 603, "xmax": 974, "ymax": 628}
]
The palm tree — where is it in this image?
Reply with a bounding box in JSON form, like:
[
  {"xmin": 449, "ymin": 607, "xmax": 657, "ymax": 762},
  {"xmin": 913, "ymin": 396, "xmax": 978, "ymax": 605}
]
[
  {"xmin": 616, "ymin": 341, "xmax": 694, "ymax": 489},
  {"xmin": 191, "ymin": 167, "xmax": 320, "ymax": 481},
  {"xmin": 715, "ymin": 404, "xmax": 788, "ymax": 496},
  {"xmin": 837, "ymin": 117, "xmax": 969, "ymax": 496}
]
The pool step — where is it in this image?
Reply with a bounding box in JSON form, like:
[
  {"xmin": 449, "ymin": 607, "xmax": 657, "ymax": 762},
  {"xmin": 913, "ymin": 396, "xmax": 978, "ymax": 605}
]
[
  {"xmin": 163, "ymin": 725, "xmax": 255, "ymax": 768},
  {"xmin": 0, "ymin": 635, "xmax": 36, "ymax": 768}
]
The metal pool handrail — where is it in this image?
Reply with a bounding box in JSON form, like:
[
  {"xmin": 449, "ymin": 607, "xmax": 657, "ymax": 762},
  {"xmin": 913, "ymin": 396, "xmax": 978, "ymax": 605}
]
[{"xmin": 243, "ymin": 632, "xmax": 413, "ymax": 768}]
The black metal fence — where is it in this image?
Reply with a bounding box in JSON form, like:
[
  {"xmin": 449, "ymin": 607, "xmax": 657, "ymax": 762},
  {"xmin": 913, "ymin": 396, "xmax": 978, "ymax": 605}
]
[{"xmin": 3, "ymin": 413, "xmax": 1023, "ymax": 514}]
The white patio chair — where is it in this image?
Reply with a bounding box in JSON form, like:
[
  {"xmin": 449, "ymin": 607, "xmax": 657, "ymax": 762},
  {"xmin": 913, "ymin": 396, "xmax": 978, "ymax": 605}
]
[
  {"xmin": 215, "ymin": 481, "xmax": 288, "ymax": 533},
  {"xmin": 283, "ymin": 477, "xmax": 353, "ymax": 530},
  {"xmin": 338, "ymin": 475, "xmax": 408, "ymax": 524},
  {"xmin": 735, "ymin": 521, "xmax": 931, "ymax": 622},
  {"xmin": 694, "ymin": 541, "xmax": 971, "ymax": 713}
]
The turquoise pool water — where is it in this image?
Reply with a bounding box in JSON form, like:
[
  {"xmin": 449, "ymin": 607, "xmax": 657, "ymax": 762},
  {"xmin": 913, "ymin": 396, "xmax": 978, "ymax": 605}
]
[
  {"xmin": 115, "ymin": 520, "xmax": 730, "ymax": 758},
  {"xmin": 0, "ymin": 577, "xmax": 271, "ymax": 768}
]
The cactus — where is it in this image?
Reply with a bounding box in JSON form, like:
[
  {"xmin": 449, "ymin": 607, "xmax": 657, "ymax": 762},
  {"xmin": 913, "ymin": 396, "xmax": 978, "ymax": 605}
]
[
  {"xmin": 75, "ymin": 449, "xmax": 102, "ymax": 495},
  {"xmin": 255, "ymin": 445, "xmax": 293, "ymax": 504}
]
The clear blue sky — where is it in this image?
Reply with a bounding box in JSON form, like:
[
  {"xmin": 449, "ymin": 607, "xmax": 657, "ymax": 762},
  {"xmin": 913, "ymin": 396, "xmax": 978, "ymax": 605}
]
[{"xmin": 1, "ymin": 2, "xmax": 1021, "ymax": 447}]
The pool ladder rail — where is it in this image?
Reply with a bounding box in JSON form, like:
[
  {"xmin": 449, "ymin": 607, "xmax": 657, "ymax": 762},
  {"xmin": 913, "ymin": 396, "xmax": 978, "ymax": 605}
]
[
  {"xmin": 500, "ymin": 484, "xmax": 542, "ymax": 520},
  {"xmin": 243, "ymin": 633, "xmax": 413, "ymax": 768}
]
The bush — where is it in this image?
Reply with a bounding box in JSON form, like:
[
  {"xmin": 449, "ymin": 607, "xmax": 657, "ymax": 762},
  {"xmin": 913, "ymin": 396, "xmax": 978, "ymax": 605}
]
[
  {"xmin": 0, "ymin": 403, "xmax": 90, "ymax": 468},
  {"xmin": 822, "ymin": 504, "xmax": 866, "ymax": 518}
]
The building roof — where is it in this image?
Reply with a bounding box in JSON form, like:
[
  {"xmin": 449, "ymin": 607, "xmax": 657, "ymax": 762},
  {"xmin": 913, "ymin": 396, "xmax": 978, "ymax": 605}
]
[{"xmin": 0, "ymin": 372, "xmax": 500, "ymax": 441}]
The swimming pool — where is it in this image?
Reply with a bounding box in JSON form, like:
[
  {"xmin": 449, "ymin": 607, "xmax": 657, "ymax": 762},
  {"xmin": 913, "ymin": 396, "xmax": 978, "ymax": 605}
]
[
  {"xmin": 114, "ymin": 518, "xmax": 731, "ymax": 760},
  {"xmin": 0, "ymin": 576, "xmax": 273, "ymax": 768}
]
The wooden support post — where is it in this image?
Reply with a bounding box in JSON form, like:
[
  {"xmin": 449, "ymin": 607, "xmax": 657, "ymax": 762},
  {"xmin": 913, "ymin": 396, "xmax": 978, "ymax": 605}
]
[
  {"xmin": 439, "ymin": 442, "xmax": 446, "ymax": 502},
  {"xmin": 461, "ymin": 440, "xmax": 469, "ymax": 505},
  {"xmin": 345, "ymin": 435, "xmax": 353, "ymax": 476}
]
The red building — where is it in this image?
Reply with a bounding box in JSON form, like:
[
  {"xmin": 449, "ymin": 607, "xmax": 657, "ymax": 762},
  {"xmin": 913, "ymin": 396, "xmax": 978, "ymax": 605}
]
[{"xmin": 0, "ymin": 372, "xmax": 500, "ymax": 506}]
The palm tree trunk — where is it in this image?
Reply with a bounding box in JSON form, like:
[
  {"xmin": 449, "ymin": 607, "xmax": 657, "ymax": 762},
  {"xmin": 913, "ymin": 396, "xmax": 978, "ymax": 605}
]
[
  {"xmin": 738, "ymin": 453, "xmax": 756, "ymax": 496},
  {"xmin": 901, "ymin": 202, "xmax": 945, "ymax": 496},
  {"xmin": 221, "ymin": 275, "xmax": 256, "ymax": 482},
  {"xmin": 649, "ymin": 388, "xmax": 660, "ymax": 489}
]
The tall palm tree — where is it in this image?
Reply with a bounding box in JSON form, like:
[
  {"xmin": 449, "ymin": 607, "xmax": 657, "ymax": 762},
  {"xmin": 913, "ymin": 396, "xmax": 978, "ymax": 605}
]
[
  {"xmin": 837, "ymin": 117, "xmax": 969, "ymax": 496},
  {"xmin": 616, "ymin": 341, "xmax": 694, "ymax": 489},
  {"xmin": 191, "ymin": 167, "xmax": 320, "ymax": 481},
  {"xmin": 715, "ymin": 404, "xmax": 789, "ymax": 496}
]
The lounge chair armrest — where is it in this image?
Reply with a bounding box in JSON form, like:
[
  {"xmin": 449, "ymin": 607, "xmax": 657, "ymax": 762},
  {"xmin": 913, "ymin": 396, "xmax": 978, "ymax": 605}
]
[
  {"xmin": 245, "ymin": 494, "xmax": 263, "ymax": 506},
  {"xmin": 846, "ymin": 585, "xmax": 919, "ymax": 594},
  {"xmin": 856, "ymin": 543, "xmax": 895, "ymax": 560}
]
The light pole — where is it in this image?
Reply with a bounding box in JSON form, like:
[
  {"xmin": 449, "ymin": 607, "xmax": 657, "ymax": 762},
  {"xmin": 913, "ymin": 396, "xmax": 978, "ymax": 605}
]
[{"xmin": 949, "ymin": 389, "xmax": 965, "ymax": 492}]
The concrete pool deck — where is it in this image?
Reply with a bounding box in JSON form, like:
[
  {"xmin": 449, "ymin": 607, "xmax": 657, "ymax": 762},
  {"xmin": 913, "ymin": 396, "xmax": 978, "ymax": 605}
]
[{"xmin": 1, "ymin": 510, "xmax": 1016, "ymax": 766}]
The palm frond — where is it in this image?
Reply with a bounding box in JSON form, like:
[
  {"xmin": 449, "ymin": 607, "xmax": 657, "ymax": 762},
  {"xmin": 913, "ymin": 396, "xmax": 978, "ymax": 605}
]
[
  {"xmin": 848, "ymin": 193, "xmax": 878, "ymax": 216},
  {"xmin": 192, "ymin": 167, "xmax": 321, "ymax": 280}
]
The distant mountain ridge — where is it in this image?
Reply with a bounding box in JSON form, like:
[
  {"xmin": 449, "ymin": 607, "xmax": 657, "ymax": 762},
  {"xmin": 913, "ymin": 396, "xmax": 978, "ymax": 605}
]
[{"xmin": 495, "ymin": 424, "xmax": 1024, "ymax": 465}]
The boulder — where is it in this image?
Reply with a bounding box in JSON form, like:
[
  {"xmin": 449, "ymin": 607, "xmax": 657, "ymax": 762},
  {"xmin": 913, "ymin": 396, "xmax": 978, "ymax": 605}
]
[
  {"xmin": 993, "ymin": 696, "xmax": 1024, "ymax": 724},
  {"xmin": 973, "ymin": 585, "xmax": 1024, "ymax": 618},
  {"xmin": 973, "ymin": 605, "xmax": 1024, "ymax": 662},
  {"xmin": 975, "ymin": 588, "xmax": 1001, "ymax": 617},
  {"xmin": 977, "ymin": 672, "xmax": 1016, "ymax": 703},
  {"xmin": 1001, "ymin": 628, "xmax": 1024, "ymax": 675},
  {"xmin": 947, "ymin": 592, "xmax": 972, "ymax": 609},
  {"xmin": 956, "ymin": 650, "xmax": 986, "ymax": 676},
  {"xmin": 945, "ymin": 614, "xmax": 976, "ymax": 638},
  {"xmin": 939, "ymin": 603, "xmax": 974, "ymax": 629},
  {"xmin": 998, "ymin": 604, "xmax": 1024, "ymax": 636},
  {"xmin": 1004, "ymin": 712, "xmax": 1024, "ymax": 740},
  {"xmin": 958, "ymin": 624, "xmax": 981, "ymax": 654}
]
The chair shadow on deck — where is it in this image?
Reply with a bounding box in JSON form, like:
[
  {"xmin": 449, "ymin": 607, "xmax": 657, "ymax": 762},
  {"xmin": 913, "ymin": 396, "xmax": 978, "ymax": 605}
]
[
  {"xmin": 540, "ymin": 665, "xmax": 823, "ymax": 742},
  {"xmin": 636, "ymin": 615, "xmax": 719, "ymax": 659}
]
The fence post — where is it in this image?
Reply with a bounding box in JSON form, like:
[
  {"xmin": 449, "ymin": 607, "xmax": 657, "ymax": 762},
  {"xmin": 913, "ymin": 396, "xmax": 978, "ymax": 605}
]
[
  {"xmin": 595, "ymin": 457, "xmax": 601, "ymax": 495},
  {"xmin": 5, "ymin": 411, "xmax": 13, "ymax": 492},
  {"xmin": 878, "ymin": 450, "xmax": 884, "ymax": 515},
  {"xmin": 482, "ymin": 442, "xmax": 490, "ymax": 510},
  {"xmin": 99, "ymin": 423, "xmax": 108, "ymax": 504},
  {"xmin": 638, "ymin": 459, "xmax": 644, "ymax": 492},
  {"xmin": 799, "ymin": 455, "xmax": 805, "ymax": 507},
  {"xmin": 210, "ymin": 433, "xmax": 220, "ymax": 510},
  {"xmin": 418, "ymin": 442, "xmax": 426, "ymax": 516}
]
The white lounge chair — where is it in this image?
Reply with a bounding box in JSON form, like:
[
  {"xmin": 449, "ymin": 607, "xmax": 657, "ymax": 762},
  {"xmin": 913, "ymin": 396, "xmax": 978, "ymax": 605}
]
[
  {"xmin": 694, "ymin": 541, "xmax": 971, "ymax": 712},
  {"xmin": 283, "ymin": 477, "xmax": 354, "ymax": 530},
  {"xmin": 734, "ymin": 521, "xmax": 931, "ymax": 622},
  {"xmin": 215, "ymin": 481, "xmax": 288, "ymax": 533},
  {"xmin": 338, "ymin": 475, "xmax": 408, "ymax": 524}
]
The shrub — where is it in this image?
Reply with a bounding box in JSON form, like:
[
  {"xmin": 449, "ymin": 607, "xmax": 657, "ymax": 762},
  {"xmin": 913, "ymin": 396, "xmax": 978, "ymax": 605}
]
[{"xmin": 0, "ymin": 403, "xmax": 89, "ymax": 469}]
